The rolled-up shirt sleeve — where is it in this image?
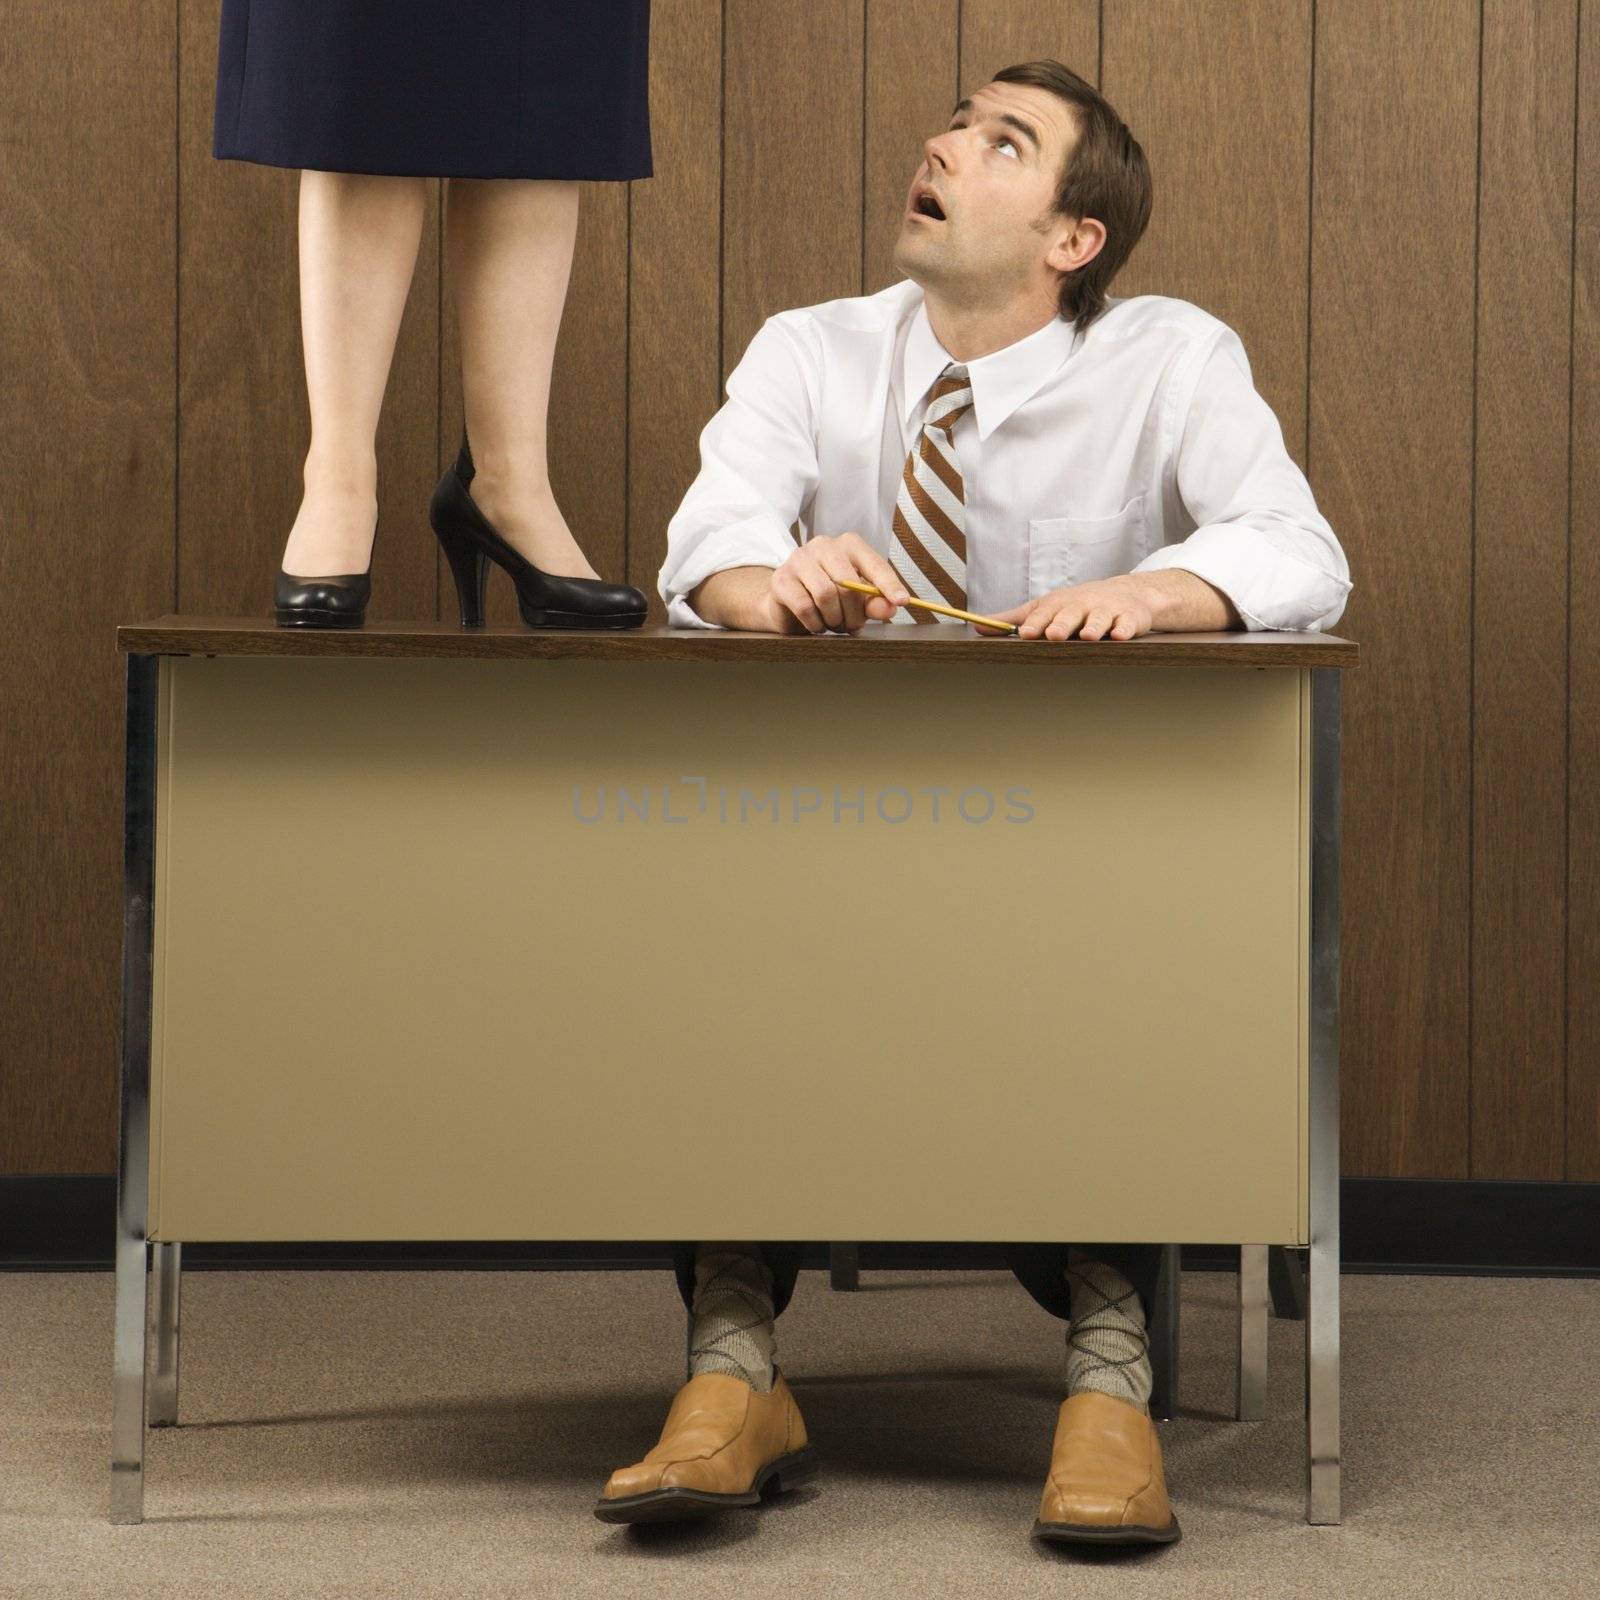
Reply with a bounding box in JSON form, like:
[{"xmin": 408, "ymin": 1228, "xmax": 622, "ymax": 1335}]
[
  {"xmin": 1131, "ymin": 331, "xmax": 1353, "ymax": 633},
  {"xmin": 659, "ymin": 313, "xmax": 822, "ymax": 629}
]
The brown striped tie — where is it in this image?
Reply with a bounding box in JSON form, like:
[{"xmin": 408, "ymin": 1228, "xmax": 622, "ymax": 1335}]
[{"xmin": 888, "ymin": 362, "xmax": 974, "ymax": 623}]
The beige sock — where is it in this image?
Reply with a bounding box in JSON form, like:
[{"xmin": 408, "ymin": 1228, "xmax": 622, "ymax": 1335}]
[
  {"xmin": 689, "ymin": 1241, "xmax": 777, "ymax": 1393},
  {"xmin": 1064, "ymin": 1247, "xmax": 1153, "ymax": 1413}
]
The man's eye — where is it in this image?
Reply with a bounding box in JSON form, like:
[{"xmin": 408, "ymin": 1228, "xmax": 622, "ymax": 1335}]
[{"xmin": 995, "ymin": 137, "xmax": 1019, "ymax": 158}]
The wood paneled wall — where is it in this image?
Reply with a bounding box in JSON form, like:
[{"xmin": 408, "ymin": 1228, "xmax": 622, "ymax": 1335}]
[{"xmin": 4, "ymin": 2, "xmax": 1596, "ymax": 1184}]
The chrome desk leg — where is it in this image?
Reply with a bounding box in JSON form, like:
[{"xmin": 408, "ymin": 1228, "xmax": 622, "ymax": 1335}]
[
  {"xmin": 112, "ymin": 652, "xmax": 159, "ymax": 1525},
  {"xmin": 1307, "ymin": 668, "xmax": 1342, "ymax": 1524},
  {"xmin": 1237, "ymin": 1245, "xmax": 1269, "ymax": 1421},
  {"xmin": 111, "ymin": 1232, "xmax": 150, "ymax": 1526},
  {"xmin": 150, "ymin": 1244, "xmax": 182, "ymax": 1427},
  {"xmin": 829, "ymin": 1243, "xmax": 861, "ymax": 1291}
]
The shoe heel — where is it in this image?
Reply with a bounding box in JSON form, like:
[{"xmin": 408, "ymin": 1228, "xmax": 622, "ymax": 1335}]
[
  {"xmin": 763, "ymin": 1450, "xmax": 815, "ymax": 1496},
  {"xmin": 436, "ymin": 522, "xmax": 489, "ymax": 628}
]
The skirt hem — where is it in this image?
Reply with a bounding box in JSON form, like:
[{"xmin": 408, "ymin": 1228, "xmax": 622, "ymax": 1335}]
[{"xmin": 212, "ymin": 147, "xmax": 652, "ymax": 182}]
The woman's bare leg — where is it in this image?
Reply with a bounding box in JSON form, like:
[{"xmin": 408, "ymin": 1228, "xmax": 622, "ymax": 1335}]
[
  {"xmin": 445, "ymin": 177, "xmax": 600, "ymax": 580},
  {"xmin": 281, "ymin": 170, "xmax": 428, "ymax": 577}
]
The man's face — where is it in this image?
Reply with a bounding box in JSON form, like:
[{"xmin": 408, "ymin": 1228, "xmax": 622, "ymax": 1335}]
[{"xmin": 892, "ymin": 80, "xmax": 1082, "ymax": 307}]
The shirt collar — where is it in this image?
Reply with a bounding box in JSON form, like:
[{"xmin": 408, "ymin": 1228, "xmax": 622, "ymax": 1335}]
[{"xmin": 901, "ymin": 294, "xmax": 1082, "ymax": 443}]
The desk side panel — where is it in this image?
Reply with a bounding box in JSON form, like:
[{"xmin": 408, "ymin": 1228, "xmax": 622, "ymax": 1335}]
[
  {"xmin": 151, "ymin": 658, "xmax": 1305, "ymax": 1244},
  {"xmin": 146, "ymin": 657, "xmax": 174, "ymax": 1239}
]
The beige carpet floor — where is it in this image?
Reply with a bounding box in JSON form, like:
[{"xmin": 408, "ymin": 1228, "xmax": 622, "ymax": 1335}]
[{"xmin": 2, "ymin": 1266, "xmax": 1597, "ymax": 1598}]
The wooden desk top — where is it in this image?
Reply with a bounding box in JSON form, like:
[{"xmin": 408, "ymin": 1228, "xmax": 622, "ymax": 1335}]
[{"xmin": 117, "ymin": 616, "xmax": 1358, "ymax": 670}]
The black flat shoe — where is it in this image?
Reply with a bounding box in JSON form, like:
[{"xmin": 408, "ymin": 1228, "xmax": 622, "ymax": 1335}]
[
  {"xmin": 429, "ymin": 432, "xmax": 647, "ymax": 630},
  {"xmin": 274, "ymin": 520, "xmax": 376, "ymax": 628}
]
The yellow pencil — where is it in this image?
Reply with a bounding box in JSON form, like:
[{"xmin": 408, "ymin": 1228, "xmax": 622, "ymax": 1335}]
[{"xmin": 836, "ymin": 578, "xmax": 1018, "ymax": 634}]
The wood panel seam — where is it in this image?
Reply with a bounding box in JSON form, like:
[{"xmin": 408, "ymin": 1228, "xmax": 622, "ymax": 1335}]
[
  {"xmin": 174, "ymin": 0, "xmax": 182, "ymax": 615},
  {"xmin": 1467, "ymin": 0, "xmax": 1484, "ymax": 1174},
  {"xmin": 1305, "ymin": 0, "xmax": 1317, "ymax": 472},
  {"xmin": 1566, "ymin": 0, "xmax": 1583, "ymax": 1176}
]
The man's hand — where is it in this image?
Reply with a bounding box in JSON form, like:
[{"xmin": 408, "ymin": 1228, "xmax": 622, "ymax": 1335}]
[
  {"xmin": 758, "ymin": 533, "xmax": 912, "ymax": 634},
  {"xmin": 973, "ymin": 569, "xmax": 1240, "ymax": 641}
]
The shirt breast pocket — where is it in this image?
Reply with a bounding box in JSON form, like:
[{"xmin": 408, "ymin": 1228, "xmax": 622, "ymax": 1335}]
[{"xmin": 1026, "ymin": 493, "xmax": 1150, "ymax": 593}]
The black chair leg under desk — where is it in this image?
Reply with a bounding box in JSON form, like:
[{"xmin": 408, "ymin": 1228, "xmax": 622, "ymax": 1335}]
[
  {"xmin": 1270, "ymin": 1244, "xmax": 1308, "ymax": 1320},
  {"xmin": 828, "ymin": 1243, "xmax": 861, "ymax": 1291},
  {"xmin": 1146, "ymin": 1243, "xmax": 1181, "ymax": 1422}
]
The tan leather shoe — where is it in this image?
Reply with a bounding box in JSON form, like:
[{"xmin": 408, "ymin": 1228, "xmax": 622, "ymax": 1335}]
[
  {"xmin": 593, "ymin": 1370, "xmax": 812, "ymax": 1523},
  {"xmin": 1033, "ymin": 1389, "xmax": 1181, "ymax": 1545}
]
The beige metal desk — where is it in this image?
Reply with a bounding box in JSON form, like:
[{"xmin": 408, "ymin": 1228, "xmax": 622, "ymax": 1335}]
[{"xmin": 110, "ymin": 618, "xmax": 1355, "ymax": 1526}]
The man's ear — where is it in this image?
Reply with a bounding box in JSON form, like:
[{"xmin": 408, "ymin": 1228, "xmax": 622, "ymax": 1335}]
[{"xmin": 1046, "ymin": 215, "xmax": 1106, "ymax": 277}]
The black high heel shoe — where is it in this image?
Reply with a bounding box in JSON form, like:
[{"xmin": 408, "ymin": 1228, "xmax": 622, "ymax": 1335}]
[
  {"xmin": 274, "ymin": 519, "xmax": 377, "ymax": 628},
  {"xmin": 429, "ymin": 433, "xmax": 647, "ymax": 630}
]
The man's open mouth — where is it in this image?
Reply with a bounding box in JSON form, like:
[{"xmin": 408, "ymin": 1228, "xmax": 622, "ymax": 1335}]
[{"xmin": 912, "ymin": 189, "xmax": 947, "ymax": 221}]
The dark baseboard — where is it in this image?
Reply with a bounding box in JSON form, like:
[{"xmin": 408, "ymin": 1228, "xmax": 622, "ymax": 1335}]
[{"xmin": 4, "ymin": 1175, "xmax": 1597, "ymax": 1276}]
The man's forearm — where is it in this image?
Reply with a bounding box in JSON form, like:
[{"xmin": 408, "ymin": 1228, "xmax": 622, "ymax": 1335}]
[
  {"xmin": 1134, "ymin": 567, "xmax": 1242, "ymax": 632},
  {"xmin": 685, "ymin": 562, "xmax": 1239, "ymax": 634},
  {"xmin": 686, "ymin": 565, "xmax": 779, "ymax": 631}
]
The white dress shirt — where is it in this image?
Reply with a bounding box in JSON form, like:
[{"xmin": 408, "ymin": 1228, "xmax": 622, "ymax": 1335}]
[{"xmin": 658, "ymin": 278, "xmax": 1352, "ymax": 633}]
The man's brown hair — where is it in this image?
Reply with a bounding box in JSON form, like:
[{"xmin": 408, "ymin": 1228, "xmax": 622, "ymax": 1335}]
[{"xmin": 992, "ymin": 60, "xmax": 1152, "ymax": 331}]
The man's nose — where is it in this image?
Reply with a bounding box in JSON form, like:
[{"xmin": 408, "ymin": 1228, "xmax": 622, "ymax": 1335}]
[{"xmin": 922, "ymin": 129, "xmax": 954, "ymax": 169}]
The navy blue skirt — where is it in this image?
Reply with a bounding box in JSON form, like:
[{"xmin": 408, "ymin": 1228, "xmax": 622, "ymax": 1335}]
[{"xmin": 213, "ymin": 1, "xmax": 651, "ymax": 180}]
